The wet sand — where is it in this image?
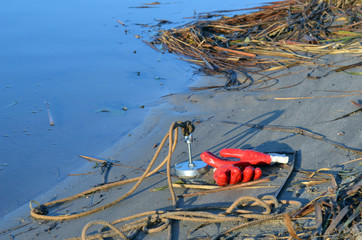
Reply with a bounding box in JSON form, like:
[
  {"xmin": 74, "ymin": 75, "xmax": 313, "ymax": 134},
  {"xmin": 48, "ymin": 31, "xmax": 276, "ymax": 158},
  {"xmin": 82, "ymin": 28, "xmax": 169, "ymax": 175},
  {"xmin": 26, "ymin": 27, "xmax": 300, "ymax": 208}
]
[
  {"xmin": 1, "ymin": 52, "xmax": 361, "ymax": 239},
  {"xmin": 0, "ymin": 0, "xmax": 270, "ymax": 218}
]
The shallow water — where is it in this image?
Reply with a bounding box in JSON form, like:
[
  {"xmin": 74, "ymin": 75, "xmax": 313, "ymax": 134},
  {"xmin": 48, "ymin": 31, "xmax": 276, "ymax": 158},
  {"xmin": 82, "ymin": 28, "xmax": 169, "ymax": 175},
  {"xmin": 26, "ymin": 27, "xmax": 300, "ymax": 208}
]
[{"xmin": 0, "ymin": 0, "xmax": 267, "ymax": 217}]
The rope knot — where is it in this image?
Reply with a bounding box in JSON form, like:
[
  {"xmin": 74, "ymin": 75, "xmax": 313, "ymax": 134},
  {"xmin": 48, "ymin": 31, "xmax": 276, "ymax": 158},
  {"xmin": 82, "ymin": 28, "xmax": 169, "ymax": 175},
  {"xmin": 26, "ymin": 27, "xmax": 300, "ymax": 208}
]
[
  {"xmin": 33, "ymin": 204, "xmax": 49, "ymax": 215},
  {"xmin": 175, "ymin": 121, "xmax": 195, "ymax": 136}
]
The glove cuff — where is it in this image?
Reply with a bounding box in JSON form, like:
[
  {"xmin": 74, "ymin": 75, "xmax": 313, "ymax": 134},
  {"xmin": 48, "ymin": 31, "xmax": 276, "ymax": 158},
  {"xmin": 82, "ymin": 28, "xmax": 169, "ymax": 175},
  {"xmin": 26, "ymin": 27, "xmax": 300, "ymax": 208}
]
[{"xmin": 269, "ymin": 153, "xmax": 289, "ymax": 164}]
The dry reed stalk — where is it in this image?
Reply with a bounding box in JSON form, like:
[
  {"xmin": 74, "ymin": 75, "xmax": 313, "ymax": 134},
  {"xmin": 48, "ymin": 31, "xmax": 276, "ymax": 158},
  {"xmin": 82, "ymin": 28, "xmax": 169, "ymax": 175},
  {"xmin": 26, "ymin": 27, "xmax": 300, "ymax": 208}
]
[
  {"xmin": 176, "ymin": 178, "xmax": 271, "ymax": 199},
  {"xmin": 274, "ymin": 93, "xmax": 362, "ymax": 100}
]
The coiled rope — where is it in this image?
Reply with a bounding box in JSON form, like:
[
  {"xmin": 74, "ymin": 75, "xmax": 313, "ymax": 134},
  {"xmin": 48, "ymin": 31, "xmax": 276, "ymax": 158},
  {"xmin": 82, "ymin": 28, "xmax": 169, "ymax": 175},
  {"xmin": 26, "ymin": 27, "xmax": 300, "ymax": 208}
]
[
  {"xmin": 67, "ymin": 196, "xmax": 301, "ymax": 240},
  {"xmin": 29, "ymin": 121, "xmax": 302, "ymax": 240}
]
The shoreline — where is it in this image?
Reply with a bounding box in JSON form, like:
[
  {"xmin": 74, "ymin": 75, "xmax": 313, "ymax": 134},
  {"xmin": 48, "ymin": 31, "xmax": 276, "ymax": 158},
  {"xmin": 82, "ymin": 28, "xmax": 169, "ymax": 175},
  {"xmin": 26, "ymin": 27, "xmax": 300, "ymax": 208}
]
[
  {"xmin": 0, "ymin": 95, "xmax": 170, "ymax": 225},
  {"xmin": 1, "ymin": 52, "xmax": 361, "ymax": 239},
  {"xmin": 1, "ymin": 0, "xmax": 269, "ymax": 218}
]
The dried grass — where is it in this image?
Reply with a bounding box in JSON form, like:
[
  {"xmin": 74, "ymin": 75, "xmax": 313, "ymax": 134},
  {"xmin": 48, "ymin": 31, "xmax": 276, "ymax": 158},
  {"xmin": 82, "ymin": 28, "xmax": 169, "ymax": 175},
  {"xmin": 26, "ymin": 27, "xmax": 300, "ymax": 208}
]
[{"xmin": 153, "ymin": 0, "xmax": 361, "ymax": 82}]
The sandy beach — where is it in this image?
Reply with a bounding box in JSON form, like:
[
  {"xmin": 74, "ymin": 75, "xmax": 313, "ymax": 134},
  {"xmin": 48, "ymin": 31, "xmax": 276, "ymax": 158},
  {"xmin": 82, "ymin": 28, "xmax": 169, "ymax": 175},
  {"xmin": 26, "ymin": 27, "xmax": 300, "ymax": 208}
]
[
  {"xmin": 1, "ymin": 0, "xmax": 361, "ymax": 239},
  {"xmin": 1, "ymin": 50, "xmax": 361, "ymax": 239}
]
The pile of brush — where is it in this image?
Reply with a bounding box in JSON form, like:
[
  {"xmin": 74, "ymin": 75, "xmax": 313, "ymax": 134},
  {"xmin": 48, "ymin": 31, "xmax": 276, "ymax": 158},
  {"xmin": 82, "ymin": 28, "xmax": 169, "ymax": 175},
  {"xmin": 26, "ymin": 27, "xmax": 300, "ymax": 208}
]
[{"xmin": 153, "ymin": 0, "xmax": 361, "ymax": 80}]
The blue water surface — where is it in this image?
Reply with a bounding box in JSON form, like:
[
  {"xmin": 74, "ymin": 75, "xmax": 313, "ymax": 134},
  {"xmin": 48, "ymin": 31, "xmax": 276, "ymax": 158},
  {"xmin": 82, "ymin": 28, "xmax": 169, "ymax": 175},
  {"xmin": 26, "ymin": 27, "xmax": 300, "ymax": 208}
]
[{"xmin": 0, "ymin": 0, "xmax": 267, "ymax": 217}]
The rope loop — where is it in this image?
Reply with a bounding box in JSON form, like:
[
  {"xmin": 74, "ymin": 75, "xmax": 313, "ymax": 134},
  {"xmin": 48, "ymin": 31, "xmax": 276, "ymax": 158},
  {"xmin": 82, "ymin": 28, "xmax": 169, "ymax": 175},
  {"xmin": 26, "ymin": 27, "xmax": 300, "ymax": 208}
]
[
  {"xmin": 225, "ymin": 196, "xmax": 272, "ymax": 215},
  {"xmin": 29, "ymin": 200, "xmax": 39, "ymax": 211},
  {"xmin": 143, "ymin": 218, "xmax": 170, "ymax": 234},
  {"xmin": 29, "ymin": 201, "xmax": 48, "ymax": 215},
  {"xmin": 261, "ymin": 195, "xmax": 280, "ymax": 212},
  {"xmin": 81, "ymin": 220, "xmax": 129, "ymax": 240}
]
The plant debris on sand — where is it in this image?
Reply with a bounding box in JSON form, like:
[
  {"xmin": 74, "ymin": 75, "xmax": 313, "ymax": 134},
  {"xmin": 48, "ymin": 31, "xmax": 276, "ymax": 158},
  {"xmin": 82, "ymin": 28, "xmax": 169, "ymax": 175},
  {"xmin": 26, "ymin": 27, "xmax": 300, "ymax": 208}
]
[
  {"xmin": 64, "ymin": 164, "xmax": 361, "ymax": 239},
  {"xmin": 153, "ymin": 0, "xmax": 361, "ymax": 88}
]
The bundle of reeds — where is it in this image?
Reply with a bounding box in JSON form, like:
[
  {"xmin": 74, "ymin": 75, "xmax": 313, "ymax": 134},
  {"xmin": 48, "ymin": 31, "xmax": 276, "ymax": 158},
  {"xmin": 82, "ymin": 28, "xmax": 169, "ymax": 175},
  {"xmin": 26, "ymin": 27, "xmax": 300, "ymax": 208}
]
[{"xmin": 153, "ymin": 0, "xmax": 361, "ymax": 78}]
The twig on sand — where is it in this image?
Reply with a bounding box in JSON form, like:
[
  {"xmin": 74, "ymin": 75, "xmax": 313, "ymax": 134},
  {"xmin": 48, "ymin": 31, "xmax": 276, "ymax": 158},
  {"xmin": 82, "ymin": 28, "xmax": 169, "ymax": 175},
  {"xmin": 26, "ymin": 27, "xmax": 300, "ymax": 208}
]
[
  {"xmin": 67, "ymin": 172, "xmax": 96, "ymax": 176},
  {"xmin": 328, "ymin": 107, "xmax": 362, "ymax": 122},
  {"xmin": 79, "ymin": 155, "xmax": 168, "ymax": 175},
  {"xmin": 339, "ymin": 157, "xmax": 362, "ymax": 165},
  {"xmin": 351, "ymin": 100, "xmax": 362, "ymax": 108},
  {"xmin": 80, "ymin": 155, "xmax": 143, "ymax": 170},
  {"xmin": 334, "ymin": 61, "xmax": 362, "ymax": 72},
  {"xmin": 175, "ymin": 178, "xmax": 270, "ymax": 199},
  {"xmin": 153, "ymin": 183, "xmax": 277, "ymax": 192},
  {"xmin": 222, "ymin": 121, "xmax": 362, "ymax": 156},
  {"xmin": 274, "ymin": 93, "xmax": 362, "ymax": 100}
]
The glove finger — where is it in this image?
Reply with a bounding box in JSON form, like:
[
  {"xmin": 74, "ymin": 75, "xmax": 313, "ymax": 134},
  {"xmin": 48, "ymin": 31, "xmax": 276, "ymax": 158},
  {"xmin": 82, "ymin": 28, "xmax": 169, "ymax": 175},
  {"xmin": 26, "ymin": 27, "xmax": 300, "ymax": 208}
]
[
  {"xmin": 242, "ymin": 166, "xmax": 255, "ymax": 182},
  {"xmin": 254, "ymin": 167, "xmax": 262, "ymax": 180},
  {"xmin": 229, "ymin": 166, "xmax": 242, "ymax": 185},
  {"xmin": 214, "ymin": 168, "xmax": 229, "ymax": 186}
]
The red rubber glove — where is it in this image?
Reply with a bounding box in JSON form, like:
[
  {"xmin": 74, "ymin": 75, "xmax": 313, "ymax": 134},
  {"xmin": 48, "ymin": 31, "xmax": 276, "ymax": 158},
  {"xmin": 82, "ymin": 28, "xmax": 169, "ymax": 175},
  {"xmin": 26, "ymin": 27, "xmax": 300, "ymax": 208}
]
[
  {"xmin": 200, "ymin": 151, "xmax": 262, "ymax": 186},
  {"xmin": 213, "ymin": 164, "xmax": 242, "ymax": 186}
]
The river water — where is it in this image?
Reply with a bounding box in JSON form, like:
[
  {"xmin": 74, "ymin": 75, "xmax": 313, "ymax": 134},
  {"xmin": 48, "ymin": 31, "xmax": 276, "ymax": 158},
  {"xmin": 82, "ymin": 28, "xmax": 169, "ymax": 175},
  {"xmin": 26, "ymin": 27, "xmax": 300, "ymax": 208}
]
[{"xmin": 0, "ymin": 0, "xmax": 266, "ymax": 218}]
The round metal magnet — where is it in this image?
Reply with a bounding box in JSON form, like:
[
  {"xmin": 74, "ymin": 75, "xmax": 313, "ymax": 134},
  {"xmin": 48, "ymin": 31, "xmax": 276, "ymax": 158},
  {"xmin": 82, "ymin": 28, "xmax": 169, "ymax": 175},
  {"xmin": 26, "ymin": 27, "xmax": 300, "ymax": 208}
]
[{"xmin": 174, "ymin": 133, "xmax": 209, "ymax": 177}]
